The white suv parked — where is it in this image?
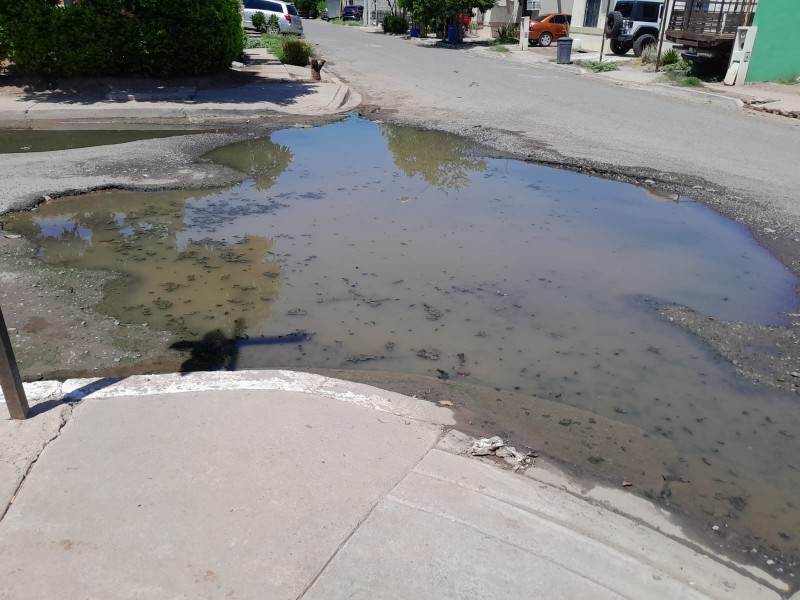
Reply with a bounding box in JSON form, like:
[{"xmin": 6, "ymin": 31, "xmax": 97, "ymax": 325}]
[
  {"xmin": 604, "ymin": 0, "xmax": 663, "ymax": 57},
  {"xmin": 243, "ymin": 0, "xmax": 304, "ymax": 35}
]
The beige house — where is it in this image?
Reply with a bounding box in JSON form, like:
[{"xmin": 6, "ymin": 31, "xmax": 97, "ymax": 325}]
[
  {"xmin": 480, "ymin": 0, "xmax": 574, "ymax": 37},
  {"xmin": 568, "ymin": 0, "xmax": 613, "ymax": 51}
]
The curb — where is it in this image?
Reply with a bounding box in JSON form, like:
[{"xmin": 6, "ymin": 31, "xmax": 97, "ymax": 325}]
[
  {"xmin": 650, "ymin": 82, "xmax": 744, "ymax": 109},
  {"xmin": 1, "ymin": 370, "xmax": 455, "ymax": 426}
]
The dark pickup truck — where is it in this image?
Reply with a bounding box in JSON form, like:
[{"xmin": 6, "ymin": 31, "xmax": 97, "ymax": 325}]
[{"xmin": 666, "ymin": 0, "xmax": 757, "ymax": 65}]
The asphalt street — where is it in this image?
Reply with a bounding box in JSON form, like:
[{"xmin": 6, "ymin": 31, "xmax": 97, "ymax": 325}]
[{"xmin": 305, "ymin": 21, "xmax": 800, "ymax": 271}]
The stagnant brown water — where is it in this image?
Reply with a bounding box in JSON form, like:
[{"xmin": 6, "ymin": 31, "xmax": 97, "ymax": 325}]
[{"xmin": 5, "ymin": 118, "xmax": 800, "ymax": 561}]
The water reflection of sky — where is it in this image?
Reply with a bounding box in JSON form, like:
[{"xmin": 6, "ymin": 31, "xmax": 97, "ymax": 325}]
[
  {"xmin": 34, "ymin": 216, "xmax": 93, "ymax": 243},
  {"xmin": 110, "ymin": 212, "xmax": 134, "ymax": 238}
]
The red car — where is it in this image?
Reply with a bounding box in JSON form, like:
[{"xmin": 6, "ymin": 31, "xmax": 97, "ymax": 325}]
[{"xmin": 529, "ymin": 13, "xmax": 571, "ymax": 47}]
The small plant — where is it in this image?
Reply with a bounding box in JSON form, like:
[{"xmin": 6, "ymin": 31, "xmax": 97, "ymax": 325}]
[
  {"xmin": 495, "ymin": 24, "xmax": 519, "ymax": 44},
  {"xmin": 492, "ymin": 44, "xmax": 509, "ymax": 53},
  {"xmin": 266, "ymin": 14, "xmax": 281, "ymax": 33},
  {"xmin": 674, "ymin": 75, "xmax": 703, "ymax": 87},
  {"xmin": 661, "ymin": 48, "xmax": 679, "ymax": 66},
  {"xmin": 662, "ymin": 58, "xmax": 691, "ymax": 75},
  {"xmin": 577, "ymin": 60, "xmax": 620, "ymax": 73},
  {"xmin": 640, "ymin": 43, "xmax": 659, "ymax": 65},
  {"xmin": 280, "ymin": 38, "xmax": 314, "ymax": 66},
  {"xmin": 251, "ymin": 11, "xmax": 267, "ymax": 32},
  {"xmin": 382, "ymin": 15, "xmax": 408, "ymax": 34}
]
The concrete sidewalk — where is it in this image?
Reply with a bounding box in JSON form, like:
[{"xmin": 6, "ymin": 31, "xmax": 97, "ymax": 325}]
[
  {"xmin": 0, "ymin": 371, "xmax": 792, "ymax": 599},
  {"xmin": 0, "ymin": 48, "xmax": 361, "ymax": 126}
]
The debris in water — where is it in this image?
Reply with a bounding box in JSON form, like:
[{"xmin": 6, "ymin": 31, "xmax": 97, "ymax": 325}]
[
  {"xmin": 457, "ymin": 352, "xmax": 466, "ymax": 366},
  {"xmin": 345, "ymin": 354, "xmax": 379, "ymax": 363},
  {"xmin": 662, "ymin": 474, "xmax": 690, "ymax": 483},
  {"xmin": 436, "ymin": 369, "xmax": 449, "ymax": 381},
  {"xmin": 424, "ymin": 304, "xmax": 443, "ymax": 320},
  {"xmin": 384, "ymin": 341, "xmax": 395, "ymax": 352},
  {"xmin": 438, "ymin": 400, "xmax": 454, "ymax": 407},
  {"xmin": 416, "ymin": 348, "xmax": 441, "ymax": 360},
  {"xmin": 622, "ymin": 480, "xmax": 633, "ymax": 487},
  {"xmin": 286, "ymin": 308, "xmax": 307, "ymax": 316}
]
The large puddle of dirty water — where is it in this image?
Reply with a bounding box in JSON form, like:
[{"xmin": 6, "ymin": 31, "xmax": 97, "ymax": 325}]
[{"xmin": 5, "ymin": 117, "xmax": 800, "ymax": 558}]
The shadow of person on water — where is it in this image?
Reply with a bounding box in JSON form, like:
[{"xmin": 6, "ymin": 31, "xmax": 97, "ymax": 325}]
[{"xmin": 170, "ymin": 328, "xmax": 241, "ymax": 373}]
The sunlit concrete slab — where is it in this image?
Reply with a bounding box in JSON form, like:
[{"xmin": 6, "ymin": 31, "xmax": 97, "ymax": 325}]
[{"xmin": 0, "ymin": 389, "xmax": 441, "ymax": 599}]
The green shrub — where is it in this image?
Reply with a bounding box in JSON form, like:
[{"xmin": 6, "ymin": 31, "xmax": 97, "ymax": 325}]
[
  {"xmin": 0, "ymin": 0, "xmax": 244, "ymax": 78},
  {"xmin": 661, "ymin": 48, "xmax": 679, "ymax": 66},
  {"xmin": 251, "ymin": 11, "xmax": 267, "ymax": 32},
  {"xmin": 495, "ymin": 24, "xmax": 518, "ymax": 44},
  {"xmin": 677, "ymin": 75, "xmax": 703, "ymax": 87},
  {"xmin": 576, "ymin": 59, "xmax": 620, "ymax": 72},
  {"xmin": 0, "ymin": 20, "xmax": 11, "ymax": 62},
  {"xmin": 266, "ymin": 14, "xmax": 281, "ymax": 33},
  {"xmin": 382, "ymin": 14, "xmax": 408, "ymax": 34},
  {"xmin": 280, "ymin": 38, "xmax": 313, "ymax": 66},
  {"xmin": 662, "ymin": 59, "xmax": 691, "ymax": 75}
]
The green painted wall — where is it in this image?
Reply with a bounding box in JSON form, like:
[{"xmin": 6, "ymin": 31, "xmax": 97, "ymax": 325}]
[{"xmin": 747, "ymin": 0, "xmax": 800, "ymax": 82}]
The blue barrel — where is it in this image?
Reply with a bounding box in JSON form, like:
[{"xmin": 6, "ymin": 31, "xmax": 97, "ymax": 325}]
[
  {"xmin": 556, "ymin": 37, "xmax": 573, "ymax": 64},
  {"xmin": 448, "ymin": 24, "xmax": 456, "ymax": 42}
]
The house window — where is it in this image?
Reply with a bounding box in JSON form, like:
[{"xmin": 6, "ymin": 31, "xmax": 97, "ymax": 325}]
[
  {"xmin": 527, "ymin": 0, "xmax": 542, "ymax": 9},
  {"xmin": 583, "ymin": 0, "xmax": 602, "ymax": 27}
]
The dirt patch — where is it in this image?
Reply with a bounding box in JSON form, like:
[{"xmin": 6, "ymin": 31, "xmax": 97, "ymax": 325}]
[{"xmin": 0, "ymin": 230, "xmax": 177, "ymax": 380}]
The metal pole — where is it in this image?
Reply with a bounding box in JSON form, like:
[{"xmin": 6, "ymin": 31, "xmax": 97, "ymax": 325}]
[
  {"xmin": 597, "ymin": 27, "xmax": 606, "ymax": 62},
  {"xmin": 0, "ymin": 307, "xmax": 29, "ymax": 420}
]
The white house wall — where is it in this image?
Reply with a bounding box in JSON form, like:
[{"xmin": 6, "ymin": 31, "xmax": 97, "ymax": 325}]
[
  {"xmin": 541, "ymin": 0, "xmax": 574, "ymax": 13},
  {"xmin": 484, "ymin": 0, "xmax": 522, "ymax": 33},
  {"xmin": 569, "ymin": 0, "xmax": 612, "ymax": 51}
]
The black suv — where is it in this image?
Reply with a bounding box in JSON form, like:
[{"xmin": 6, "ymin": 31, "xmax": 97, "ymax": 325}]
[
  {"xmin": 604, "ymin": 0, "xmax": 663, "ymax": 57},
  {"xmin": 342, "ymin": 6, "xmax": 362, "ymax": 20}
]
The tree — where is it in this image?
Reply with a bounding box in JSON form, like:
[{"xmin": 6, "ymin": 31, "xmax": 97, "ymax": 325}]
[{"xmin": 398, "ymin": 0, "xmax": 495, "ymax": 40}]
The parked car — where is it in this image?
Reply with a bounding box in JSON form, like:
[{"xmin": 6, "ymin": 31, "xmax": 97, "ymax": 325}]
[
  {"xmin": 242, "ymin": 0, "xmax": 304, "ymax": 35},
  {"xmin": 528, "ymin": 13, "xmax": 571, "ymax": 47},
  {"xmin": 605, "ymin": 0, "xmax": 662, "ymax": 57},
  {"xmin": 342, "ymin": 6, "xmax": 362, "ymax": 21}
]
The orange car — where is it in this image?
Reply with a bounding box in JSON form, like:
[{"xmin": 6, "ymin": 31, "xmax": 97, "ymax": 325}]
[{"xmin": 528, "ymin": 13, "xmax": 571, "ymax": 47}]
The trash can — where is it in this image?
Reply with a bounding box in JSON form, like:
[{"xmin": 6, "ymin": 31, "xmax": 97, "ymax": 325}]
[
  {"xmin": 447, "ymin": 24, "xmax": 456, "ymax": 42},
  {"xmin": 556, "ymin": 37, "xmax": 573, "ymax": 64},
  {"xmin": 410, "ymin": 27, "xmax": 420, "ymax": 38}
]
